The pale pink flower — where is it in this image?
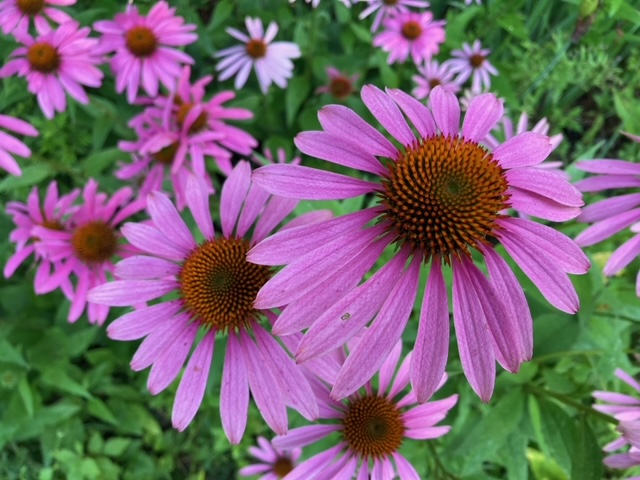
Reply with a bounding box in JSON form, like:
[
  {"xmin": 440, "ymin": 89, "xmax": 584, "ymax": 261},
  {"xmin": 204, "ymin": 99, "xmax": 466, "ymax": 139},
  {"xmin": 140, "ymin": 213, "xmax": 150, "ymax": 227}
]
[
  {"xmin": 465, "ymin": 0, "xmax": 482, "ymax": 5},
  {"xmin": 273, "ymin": 341, "xmax": 458, "ymax": 479},
  {"xmin": 31, "ymin": 180, "xmax": 145, "ymax": 324},
  {"xmin": 289, "ymin": 0, "xmax": 351, "ymax": 7},
  {"xmin": 250, "ymin": 85, "xmax": 589, "ymax": 403},
  {"xmin": 446, "ymin": 40, "xmax": 498, "ymax": 92},
  {"xmin": 0, "ymin": 114, "xmax": 38, "ymax": 175},
  {"xmin": 593, "ymin": 369, "xmax": 640, "ymax": 474},
  {"xmin": 359, "ymin": 0, "xmax": 431, "ymax": 32},
  {"xmin": 4, "ymin": 182, "xmax": 79, "ymax": 299},
  {"xmin": 412, "ymin": 59, "xmax": 460, "ymax": 99},
  {"xmin": 315, "ymin": 66, "xmax": 359, "ymax": 101},
  {"xmin": 239, "ymin": 436, "xmax": 301, "ymax": 479},
  {"xmin": 0, "ymin": 21, "xmax": 103, "ymax": 119},
  {"xmin": 94, "ymin": 1, "xmax": 197, "ymax": 103},
  {"xmin": 575, "ymin": 132, "xmax": 640, "ymax": 296},
  {"xmin": 87, "ymin": 163, "xmax": 323, "ymax": 441},
  {"xmin": 0, "ymin": 0, "xmax": 74, "ymax": 36},
  {"xmin": 373, "ymin": 11, "xmax": 446, "ymax": 65},
  {"xmin": 215, "ymin": 17, "xmax": 301, "ymax": 94}
]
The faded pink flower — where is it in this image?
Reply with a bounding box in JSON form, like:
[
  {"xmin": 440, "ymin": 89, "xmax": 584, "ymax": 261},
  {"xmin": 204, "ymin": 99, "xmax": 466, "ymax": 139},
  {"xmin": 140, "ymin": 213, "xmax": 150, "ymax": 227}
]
[
  {"xmin": 412, "ymin": 59, "xmax": 460, "ymax": 99},
  {"xmin": 273, "ymin": 341, "xmax": 457, "ymax": 479},
  {"xmin": 87, "ymin": 163, "xmax": 322, "ymax": 441},
  {"xmin": 4, "ymin": 182, "xmax": 79, "ymax": 299},
  {"xmin": 315, "ymin": 66, "xmax": 359, "ymax": 101},
  {"xmin": 250, "ymin": 85, "xmax": 589, "ymax": 403},
  {"xmin": 373, "ymin": 11, "xmax": 446, "ymax": 65},
  {"xmin": 446, "ymin": 40, "xmax": 498, "ymax": 92},
  {"xmin": 0, "ymin": 114, "xmax": 38, "ymax": 175},
  {"xmin": 94, "ymin": 1, "xmax": 197, "ymax": 103},
  {"xmin": 215, "ymin": 17, "xmax": 301, "ymax": 94},
  {"xmin": 359, "ymin": 0, "xmax": 431, "ymax": 32},
  {"xmin": 575, "ymin": 132, "xmax": 640, "ymax": 297},
  {"xmin": 0, "ymin": 21, "xmax": 103, "ymax": 119},
  {"xmin": 0, "ymin": 0, "xmax": 74, "ymax": 36},
  {"xmin": 32, "ymin": 180, "xmax": 145, "ymax": 324},
  {"xmin": 239, "ymin": 436, "xmax": 301, "ymax": 479}
]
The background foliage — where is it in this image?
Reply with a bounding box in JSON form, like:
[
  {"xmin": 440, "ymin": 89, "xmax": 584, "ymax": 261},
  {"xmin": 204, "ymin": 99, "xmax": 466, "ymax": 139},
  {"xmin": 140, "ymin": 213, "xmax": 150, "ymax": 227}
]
[{"xmin": 1, "ymin": 0, "xmax": 640, "ymax": 478}]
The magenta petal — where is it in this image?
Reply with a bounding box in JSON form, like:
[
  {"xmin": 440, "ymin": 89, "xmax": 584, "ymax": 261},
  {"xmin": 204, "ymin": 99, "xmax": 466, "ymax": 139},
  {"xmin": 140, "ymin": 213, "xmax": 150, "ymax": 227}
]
[
  {"xmin": 186, "ymin": 174, "xmax": 214, "ymax": 239},
  {"xmin": 462, "ymin": 93, "xmax": 503, "ymax": 142},
  {"xmin": 295, "ymin": 131, "xmax": 384, "ymax": 175},
  {"xmin": 506, "ymin": 168, "xmax": 583, "ymax": 207},
  {"xmin": 386, "ymin": 87, "xmax": 436, "ymax": 139},
  {"xmin": 578, "ymin": 193, "xmax": 640, "ymax": 223},
  {"xmin": 576, "ymin": 159, "xmax": 640, "ymax": 175},
  {"xmin": 605, "ymin": 234, "xmax": 640, "ymax": 276},
  {"xmin": 284, "ymin": 445, "xmax": 345, "ymax": 480},
  {"xmin": 147, "ymin": 322, "xmax": 198, "ymax": 395},
  {"xmin": 404, "ymin": 425, "xmax": 451, "ymax": 440},
  {"xmin": 114, "ymin": 255, "xmax": 180, "ymax": 279},
  {"xmin": 253, "ymin": 324, "xmax": 319, "ymax": 421},
  {"xmin": 509, "ymin": 187, "xmax": 582, "ymax": 222},
  {"xmin": 107, "ymin": 300, "xmax": 183, "ymax": 340},
  {"xmin": 429, "ymin": 86, "xmax": 460, "ymax": 137},
  {"xmin": 253, "ymin": 195, "xmax": 299, "ymax": 245},
  {"xmin": 332, "ymin": 256, "xmax": 421, "ymax": 400},
  {"xmin": 499, "ymin": 229, "xmax": 579, "ymax": 313},
  {"xmin": 147, "ymin": 191, "xmax": 196, "ymax": 251},
  {"xmin": 295, "ymin": 248, "xmax": 409, "ymax": 363},
  {"xmin": 172, "ymin": 331, "xmax": 215, "ymax": 431},
  {"xmin": 221, "ymin": 333, "xmax": 249, "ymax": 444},
  {"xmin": 493, "ymin": 132, "xmax": 552, "ymax": 169},
  {"xmin": 252, "ymin": 164, "xmax": 378, "ymax": 200},
  {"xmin": 361, "ymin": 85, "xmax": 415, "ymax": 147},
  {"xmin": 616, "ymin": 368, "xmax": 640, "ymax": 393},
  {"xmin": 272, "ymin": 424, "xmax": 338, "ymax": 450},
  {"xmin": 576, "ymin": 208, "xmax": 640, "ymax": 247},
  {"xmin": 411, "ymin": 261, "xmax": 450, "ymax": 403},
  {"xmin": 221, "ymin": 161, "xmax": 252, "ymax": 238},
  {"xmin": 392, "ymin": 453, "xmax": 420, "ymax": 480},
  {"xmin": 317, "ymin": 104, "xmax": 397, "ymax": 159},
  {"xmin": 452, "ymin": 259, "xmax": 495, "ymax": 402},
  {"xmin": 88, "ymin": 279, "xmax": 178, "ymax": 306},
  {"xmin": 131, "ymin": 313, "xmax": 190, "ymax": 371},
  {"xmin": 239, "ymin": 331, "xmax": 288, "ymax": 435},
  {"xmin": 121, "ymin": 222, "xmax": 186, "ymax": 261},
  {"xmin": 378, "ymin": 340, "xmax": 402, "ymax": 396}
]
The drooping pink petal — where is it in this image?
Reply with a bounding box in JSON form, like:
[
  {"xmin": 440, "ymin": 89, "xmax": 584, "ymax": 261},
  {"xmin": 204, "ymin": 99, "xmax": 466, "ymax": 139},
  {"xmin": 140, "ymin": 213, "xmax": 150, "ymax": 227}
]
[
  {"xmin": 147, "ymin": 191, "xmax": 196, "ymax": 250},
  {"xmin": 186, "ymin": 174, "xmax": 214, "ymax": 239},
  {"xmin": 272, "ymin": 424, "xmax": 339, "ymax": 450},
  {"xmin": 87, "ymin": 279, "xmax": 178, "ymax": 306},
  {"xmin": 378, "ymin": 340, "xmax": 403, "ymax": 395},
  {"xmin": 220, "ymin": 160, "xmax": 252, "ymax": 238},
  {"xmin": 361, "ymin": 85, "xmax": 415, "ymax": 147},
  {"xmin": 107, "ymin": 300, "xmax": 183, "ymax": 340},
  {"xmin": 429, "ymin": 86, "xmax": 460, "ymax": 137},
  {"xmin": 386, "ymin": 87, "xmax": 436, "ymax": 139},
  {"xmin": 220, "ymin": 333, "xmax": 249, "ymax": 444}
]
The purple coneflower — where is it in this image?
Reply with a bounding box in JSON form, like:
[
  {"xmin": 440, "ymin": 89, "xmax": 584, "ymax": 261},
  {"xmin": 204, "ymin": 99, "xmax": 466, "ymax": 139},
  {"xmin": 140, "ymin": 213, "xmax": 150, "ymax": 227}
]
[
  {"xmin": 214, "ymin": 17, "xmax": 301, "ymax": 94},
  {"xmin": 315, "ymin": 66, "xmax": 359, "ymax": 101},
  {"xmin": 0, "ymin": 0, "xmax": 74, "ymax": 36},
  {"xmin": 289, "ymin": 0, "xmax": 351, "ymax": 7},
  {"xmin": 273, "ymin": 340, "xmax": 457, "ymax": 479},
  {"xmin": 575, "ymin": 132, "xmax": 640, "ymax": 297},
  {"xmin": 593, "ymin": 369, "xmax": 640, "ymax": 474},
  {"xmin": 359, "ymin": 0, "xmax": 431, "ymax": 33},
  {"xmin": 250, "ymin": 85, "xmax": 589, "ymax": 403},
  {"xmin": 94, "ymin": 1, "xmax": 197, "ymax": 103},
  {"xmin": 0, "ymin": 21, "xmax": 103, "ymax": 119},
  {"xmin": 32, "ymin": 180, "xmax": 145, "ymax": 324},
  {"xmin": 87, "ymin": 162, "xmax": 321, "ymax": 441},
  {"xmin": 239, "ymin": 436, "xmax": 301, "ymax": 479},
  {"xmin": 0, "ymin": 114, "xmax": 38, "ymax": 176},
  {"xmin": 446, "ymin": 40, "xmax": 497, "ymax": 92},
  {"xmin": 4, "ymin": 182, "xmax": 79, "ymax": 299},
  {"xmin": 373, "ymin": 11, "xmax": 446, "ymax": 65},
  {"xmin": 412, "ymin": 59, "xmax": 460, "ymax": 99}
]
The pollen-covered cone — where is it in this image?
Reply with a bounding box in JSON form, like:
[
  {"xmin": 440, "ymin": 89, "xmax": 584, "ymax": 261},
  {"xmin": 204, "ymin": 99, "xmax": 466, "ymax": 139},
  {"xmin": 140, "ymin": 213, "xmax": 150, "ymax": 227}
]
[
  {"xmin": 88, "ymin": 161, "xmax": 329, "ymax": 442},
  {"xmin": 250, "ymin": 85, "xmax": 589, "ymax": 404}
]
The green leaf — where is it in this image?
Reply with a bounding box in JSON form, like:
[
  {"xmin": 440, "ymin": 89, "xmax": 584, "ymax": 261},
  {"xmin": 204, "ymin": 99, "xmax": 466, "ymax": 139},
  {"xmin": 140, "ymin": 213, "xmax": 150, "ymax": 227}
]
[
  {"xmin": 286, "ymin": 76, "xmax": 312, "ymax": 127},
  {"xmin": 207, "ymin": 0, "xmax": 233, "ymax": 30},
  {"xmin": 83, "ymin": 148, "xmax": 124, "ymax": 178},
  {"xmin": 533, "ymin": 313, "xmax": 580, "ymax": 358},
  {"xmin": 87, "ymin": 397, "xmax": 118, "ymax": 426},
  {"xmin": 537, "ymin": 398, "xmax": 575, "ymax": 474},
  {"xmin": 103, "ymin": 437, "xmax": 132, "ymax": 458},
  {"xmin": 80, "ymin": 458, "xmax": 101, "ymax": 478},
  {"xmin": 0, "ymin": 338, "xmax": 29, "ymax": 368},
  {"xmin": 350, "ymin": 23, "xmax": 372, "ymax": 43},
  {"xmin": 570, "ymin": 416, "xmax": 603, "ymax": 480},
  {"xmin": 17, "ymin": 375, "xmax": 34, "ymax": 417},
  {"xmin": 0, "ymin": 164, "xmax": 53, "ymax": 192},
  {"xmin": 40, "ymin": 366, "xmax": 91, "ymax": 399}
]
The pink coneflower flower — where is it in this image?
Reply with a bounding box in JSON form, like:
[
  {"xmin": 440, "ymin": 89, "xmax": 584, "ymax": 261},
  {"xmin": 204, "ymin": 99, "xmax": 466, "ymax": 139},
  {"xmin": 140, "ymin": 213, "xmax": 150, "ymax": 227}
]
[
  {"xmin": 4, "ymin": 182, "xmax": 79, "ymax": 298},
  {"xmin": 412, "ymin": 59, "xmax": 460, "ymax": 99},
  {"xmin": 239, "ymin": 436, "xmax": 301, "ymax": 479},
  {"xmin": 0, "ymin": 0, "xmax": 74, "ymax": 36},
  {"xmin": 465, "ymin": 0, "xmax": 482, "ymax": 5},
  {"xmin": 575, "ymin": 132, "xmax": 640, "ymax": 297},
  {"xmin": 446, "ymin": 40, "xmax": 498, "ymax": 92},
  {"xmin": 0, "ymin": 114, "xmax": 38, "ymax": 176},
  {"xmin": 359, "ymin": 0, "xmax": 431, "ymax": 33},
  {"xmin": 593, "ymin": 369, "xmax": 640, "ymax": 473},
  {"xmin": 373, "ymin": 11, "xmax": 446, "ymax": 65},
  {"xmin": 250, "ymin": 85, "xmax": 589, "ymax": 403},
  {"xmin": 87, "ymin": 162, "xmax": 320, "ymax": 441},
  {"xmin": 289, "ymin": 0, "xmax": 351, "ymax": 7},
  {"xmin": 94, "ymin": 1, "xmax": 197, "ymax": 103},
  {"xmin": 214, "ymin": 17, "xmax": 301, "ymax": 94},
  {"xmin": 273, "ymin": 341, "xmax": 458, "ymax": 479},
  {"xmin": 0, "ymin": 22, "xmax": 103, "ymax": 119},
  {"xmin": 315, "ymin": 66, "xmax": 359, "ymax": 101},
  {"xmin": 31, "ymin": 180, "xmax": 145, "ymax": 324}
]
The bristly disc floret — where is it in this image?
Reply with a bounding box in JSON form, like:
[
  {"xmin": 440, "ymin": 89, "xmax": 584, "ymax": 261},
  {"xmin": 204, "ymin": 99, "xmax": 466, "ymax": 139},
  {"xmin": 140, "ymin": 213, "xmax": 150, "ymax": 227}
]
[
  {"xmin": 380, "ymin": 134, "xmax": 510, "ymax": 263},
  {"xmin": 179, "ymin": 238, "xmax": 273, "ymax": 331},
  {"xmin": 72, "ymin": 221, "xmax": 118, "ymax": 264},
  {"xmin": 342, "ymin": 395, "xmax": 405, "ymax": 458}
]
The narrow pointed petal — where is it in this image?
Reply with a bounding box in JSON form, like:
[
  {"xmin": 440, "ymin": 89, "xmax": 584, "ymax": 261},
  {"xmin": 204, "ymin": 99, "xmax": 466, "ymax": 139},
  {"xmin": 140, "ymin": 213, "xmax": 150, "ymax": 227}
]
[
  {"xmin": 147, "ymin": 191, "xmax": 196, "ymax": 250},
  {"xmin": 221, "ymin": 333, "xmax": 249, "ymax": 444},
  {"xmin": 107, "ymin": 300, "xmax": 182, "ymax": 340},
  {"xmin": 493, "ymin": 132, "xmax": 552, "ymax": 169},
  {"xmin": 272, "ymin": 424, "xmax": 338, "ymax": 450},
  {"xmin": 386, "ymin": 87, "xmax": 436, "ymax": 138},
  {"xmin": 221, "ymin": 161, "xmax": 252, "ymax": 238},
  {"xmin": 186, "ymin": 174, "xmax": 214, "ymax": 239},
  {"xmin": 361, "ymin": 85, "xmax": 415, "ymax": 147},
  {"xmin": 87, "ymin": 279, "xmax": 178, "ymax": 306},
  {"xmin": 462, "ymin": 93, "xmax": 503, "ymax": 142},
  {"xmin": 506, "ymin": 168, "xmax": 583, "ymax": 207},
  {"xmin": 429, "ymin": 86, "xmax": 460, "ymax": 137},
  {"xmin": 378, "ymin": 340, "xmax": 403, "ymax": 395}
]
